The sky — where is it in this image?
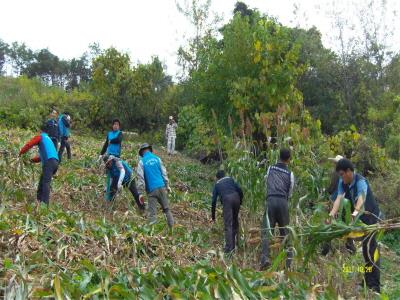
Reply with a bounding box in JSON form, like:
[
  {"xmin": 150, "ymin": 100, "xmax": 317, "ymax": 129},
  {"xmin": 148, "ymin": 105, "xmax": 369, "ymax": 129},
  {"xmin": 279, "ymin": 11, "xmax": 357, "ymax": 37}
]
[{"xmin": 1, "ymin": 0, "xmax": 399, "ymax": 77}]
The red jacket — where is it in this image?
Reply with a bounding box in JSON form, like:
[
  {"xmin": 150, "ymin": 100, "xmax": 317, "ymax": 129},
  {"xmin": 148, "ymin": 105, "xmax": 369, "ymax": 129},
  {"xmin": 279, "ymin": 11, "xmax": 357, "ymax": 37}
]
[{"xmin": 19, "ymin": 135, "xmax": 42, "ymax": 163}]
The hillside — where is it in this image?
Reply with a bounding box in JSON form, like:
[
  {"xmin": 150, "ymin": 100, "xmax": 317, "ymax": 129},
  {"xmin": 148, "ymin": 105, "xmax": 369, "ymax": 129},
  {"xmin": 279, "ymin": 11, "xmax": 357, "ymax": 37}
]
[{"xmin": 1, "ymin": 128, "xmax": 400, "ymax": 299}]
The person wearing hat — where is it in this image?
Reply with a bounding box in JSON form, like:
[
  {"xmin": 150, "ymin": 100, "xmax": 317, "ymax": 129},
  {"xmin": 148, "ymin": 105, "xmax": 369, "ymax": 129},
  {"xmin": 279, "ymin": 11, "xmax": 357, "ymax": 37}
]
[
  {"xmin": 211, "ymin": 170, "xmax": 243, "ymax": 254},
  {"xmin": 328, "ymin": 158, "xmax": 381, "ymax": 293},
  {"xmin": 137, "ymin": 143, "xmax": 174, "ymax": 227},
  {"xmin": 19, "ymin": 124, "xmax": 59, "ymax": 205},
  {"xmin": 58, "ymin": 112, "xmax": 72, "ymax": 163},
  {"xmin": 321, "ymin": 154, "xmax": 356, "ymax": 255},
  {"xmin": 103, "ymin": 155, "xmax": 145, "ymax": 211},
  {"xmin": 327, "ymin": 155, "xmax": 344, "ymax": 201},
  {"xmin": 165, "ymin": 116, "xmax": 178, "ymax": 155},
  {"xmin": 100, "ymin": 119, "xmax": 123, "ymax": 158}
]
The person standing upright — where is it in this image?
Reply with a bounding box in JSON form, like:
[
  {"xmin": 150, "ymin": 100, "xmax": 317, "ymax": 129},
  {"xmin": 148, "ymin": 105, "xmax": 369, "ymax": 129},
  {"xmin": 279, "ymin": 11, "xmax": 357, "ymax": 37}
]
[
  {"xmin": 46, "ymin": 109, "xmax": 59, "ymax": 151},
  {"xmin": 100, "ymin": 119, "xmax": 123, "ymax": 158},
  {"xmin": 58, "ymin": 112, "xmax": 71, "ymax": 162},
  {"xmin": 165, "ymin": 116, "xmax": 178, "ymax": 155},
  {"xmin": 260, "ymin": 148, "xmax": 295, "ymax": 270}
]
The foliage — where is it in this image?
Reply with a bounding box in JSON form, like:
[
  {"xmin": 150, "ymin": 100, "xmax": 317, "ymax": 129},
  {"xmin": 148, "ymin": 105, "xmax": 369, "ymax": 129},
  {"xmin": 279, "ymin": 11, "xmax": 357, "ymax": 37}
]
[
  {"xmin": 1, "ymin": 127, "xmax": 400, "ymax": 298},
  {"xmin": 90, "ymin": 48, "xmax": 173, "ymax": 131},
  {"xmin": 176, "ymin": 105, "xmax": 215, "ymax": 157},
  {"xmin": 179, "ymin": 11, "xmax": 305, "ymax": 137},
  {"xmin": 328, "ymin": 128, "xmax": 388, "ymax": 175},
  {"xmin": 0, "ymin": 76, "xmax": 94, "ymax": 131}
]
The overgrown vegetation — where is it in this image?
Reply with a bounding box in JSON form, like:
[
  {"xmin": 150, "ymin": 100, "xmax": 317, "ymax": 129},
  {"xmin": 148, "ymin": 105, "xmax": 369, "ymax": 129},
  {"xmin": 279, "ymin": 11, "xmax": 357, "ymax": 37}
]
[
  {"xmin": 1, "ymin": 0, "xmax": 400, "ymax": 298},
  {"xmin": 1, "ymin": 128, "xmax": 400, "ymax": 298}
]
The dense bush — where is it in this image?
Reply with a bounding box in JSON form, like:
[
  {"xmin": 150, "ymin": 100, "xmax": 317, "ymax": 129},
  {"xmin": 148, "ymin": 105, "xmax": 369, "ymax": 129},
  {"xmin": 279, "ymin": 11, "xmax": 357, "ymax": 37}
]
[{"xmin": 0, "ymin": 76, "xmax": 94, "ymax": 131}]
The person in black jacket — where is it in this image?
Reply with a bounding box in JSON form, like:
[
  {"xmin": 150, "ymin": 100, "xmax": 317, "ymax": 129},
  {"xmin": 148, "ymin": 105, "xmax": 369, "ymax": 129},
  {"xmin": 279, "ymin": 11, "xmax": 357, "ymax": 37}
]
[
  {"xmin": 45, "ymin": 109, "xmax": 59, "ymax": 150},
  {"xmin": 211, "ymin": 170, "xmax": 243, "ymax": 254}
]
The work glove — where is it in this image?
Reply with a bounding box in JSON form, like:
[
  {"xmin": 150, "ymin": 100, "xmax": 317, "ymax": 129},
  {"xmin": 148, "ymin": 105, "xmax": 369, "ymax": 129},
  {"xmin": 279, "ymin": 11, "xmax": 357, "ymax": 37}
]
[
  {"xmin": 167, "ymin": 186, "xmax": 172, "ymax": 193},
  {"xmin": 98, "ymin": 154, "xmax": 103, "ymax": 162},
  {"xmin": 117, "ymin": 183, "xmax": 123, "ymax": 191},
  {"xmin": 139, "ymin": 195, "xmax": 145, "ymax": 205}
]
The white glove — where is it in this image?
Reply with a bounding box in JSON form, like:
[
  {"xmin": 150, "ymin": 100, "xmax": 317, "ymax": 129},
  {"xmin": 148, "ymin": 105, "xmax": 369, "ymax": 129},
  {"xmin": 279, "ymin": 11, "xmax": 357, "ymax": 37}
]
[
  {"xmin": 167, "ymin": 186, "xmax": 172, "ymax": 193},
  {"xmin": 117, "ymin": 183, "xmax": 123, "ymax": 191},
  {"xmin": 98, "ymin": 155, "xmax": 103, "ymax": 162}
]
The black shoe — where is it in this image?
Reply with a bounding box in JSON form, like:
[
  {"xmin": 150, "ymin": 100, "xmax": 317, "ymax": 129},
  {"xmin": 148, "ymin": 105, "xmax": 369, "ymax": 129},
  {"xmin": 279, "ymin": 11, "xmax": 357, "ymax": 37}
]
[
  {"xmin": 358, "ymin": 282, "xmax": 380, "ymax": 294},
  {"xmin": 345, "ymin": 240, "xmax": 356, "ymax": 255},
  {"xmin": 260, "ymin": 260, "xmax": 271, "ymax": 271},
  {"xmin": 321, "ymin": 243, "xmax": 331, "ymax": 256}
]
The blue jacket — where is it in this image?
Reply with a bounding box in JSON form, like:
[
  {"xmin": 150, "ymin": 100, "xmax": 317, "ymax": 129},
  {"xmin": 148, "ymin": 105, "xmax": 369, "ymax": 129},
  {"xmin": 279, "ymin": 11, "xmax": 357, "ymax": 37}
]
[
  {"xmin": 100, "ymin": 130, "xmax": 122, "ymax": 157},
  {"xmin": 338, "ymin": 173, "xmax": 380, "ymax": 225},
  {"xmin": 137, "ymin": 151, "xmax": 169, "ymax": 193},
  {"xmin": 58, "ymin": 114, "xmax": 70, "ymax": 137},
  {"xmin": 109, "ymin": 160, "xmax": 132, "ymax": 184},
  {"xmin": 38, "ymin": 133, "xmax": 59, "ymax": 163}
]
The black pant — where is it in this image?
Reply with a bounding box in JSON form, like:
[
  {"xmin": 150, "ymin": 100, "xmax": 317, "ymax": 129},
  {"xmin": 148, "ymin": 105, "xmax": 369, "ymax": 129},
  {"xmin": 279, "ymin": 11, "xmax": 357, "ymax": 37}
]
[
  {"xmin": 222, "ymin": 193, "xmax": 241, "ymax": 253},
  {"xmin": 58, "ymin": 136, "xmax": 71, "ymax": 162},
  {"xmin": 362, "ymin": 215, "xmax": 380, "ymax": 292},
  {"xmin": 261, "ymin": 196, "xmax": 292, "ymax": 267},
  {"xmin": 110, "ymin": 177, "xmax": 145, "ymax": 210},
  {"xmin": 37, "ymin": 158, "xmax": 58, "ymax": 204}
]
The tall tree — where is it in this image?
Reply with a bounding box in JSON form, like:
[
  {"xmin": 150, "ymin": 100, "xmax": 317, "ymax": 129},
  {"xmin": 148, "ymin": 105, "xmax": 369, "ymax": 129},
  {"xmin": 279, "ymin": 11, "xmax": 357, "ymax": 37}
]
[
  {"xmin": 8, "ymin": 42, "xmax": 34, "ymax": 75},
  {"xmin": 0, "ymin": 39, "xmax": 8, "ymax": 75},
  {"xmin": 176, "ymin": 0, "xmax": 221, "ymax": 79}
]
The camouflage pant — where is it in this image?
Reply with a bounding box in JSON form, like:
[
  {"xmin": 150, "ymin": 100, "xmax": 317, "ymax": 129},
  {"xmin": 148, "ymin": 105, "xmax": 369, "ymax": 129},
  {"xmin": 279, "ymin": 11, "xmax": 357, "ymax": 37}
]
[{"xmin": 167, "ymin": 136, "xmax": 176, "ymax": 154}]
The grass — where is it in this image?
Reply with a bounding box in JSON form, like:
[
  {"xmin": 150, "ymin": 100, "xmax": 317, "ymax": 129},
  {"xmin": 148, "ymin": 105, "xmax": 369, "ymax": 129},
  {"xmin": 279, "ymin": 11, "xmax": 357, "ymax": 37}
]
[{"xmin": 1, "ymin": 127, "xmax": 399, "ymax": 299}]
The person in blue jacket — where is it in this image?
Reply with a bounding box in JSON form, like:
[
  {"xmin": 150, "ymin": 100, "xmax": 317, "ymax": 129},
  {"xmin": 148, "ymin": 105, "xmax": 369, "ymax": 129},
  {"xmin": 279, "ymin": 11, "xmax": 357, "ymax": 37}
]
[
  {"xmin": 103, "ymin": 155, "xmax": 145, "ymax": 211},
  {"xmin": 58, "ymin": 112, "xmax": 71, "ymax": 162},
  {"xmin": 137, "ymin": 143, "xmax": 174, "ymax": 227},
  {"xmin": 19, "ymin": 124, "xmax": 59, "ymax": 204},
  {"xmin": 100, "ymin": 119, "xmax": 123, "ymax": 158}
]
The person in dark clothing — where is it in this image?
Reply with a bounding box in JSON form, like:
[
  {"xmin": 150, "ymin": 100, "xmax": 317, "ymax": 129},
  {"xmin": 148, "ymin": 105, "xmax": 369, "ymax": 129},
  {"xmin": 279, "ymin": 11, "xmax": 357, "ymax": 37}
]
[
  {"xmin": 103, "ymin": 155, "xmax": 145, "ymax": 211},
  {"xmin": 58, "ymin": 112, "xmax": 71, "ymax": 162},
  {"xmin": 19, "ymin": 125, "xmax": 59, "ymax": 205},
  {"xmin": 329, "ymin": 159, "xmax": 381, "ymax": 293},
  {"xmin": 321, "ymin": 155, "xmax": 356, "ymax": 256},
  {"xmin": 45, "ymin": 109, "xmax": 59, "ymax": 151},
  {"xmin": 260, "ymin": 148, "xmax": 295, "ymax": 270},
  {"xmin": 211, "ymin": 170, "xmax": 243, "ymax": 254},
  {"xmin": 100, "ymin": 119, "xmax": 123, "ymax": 158}
]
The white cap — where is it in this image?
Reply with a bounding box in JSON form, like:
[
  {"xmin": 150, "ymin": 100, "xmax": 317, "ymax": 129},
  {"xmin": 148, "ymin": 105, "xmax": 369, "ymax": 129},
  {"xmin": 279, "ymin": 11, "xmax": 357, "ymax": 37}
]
[
  {"xmin": 328, "ymin": 155, "xmax": 344, "ymax": 163},
  {"xmin": 169, "ymin": 116, "xmax": 173, "ymax": 120}
]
